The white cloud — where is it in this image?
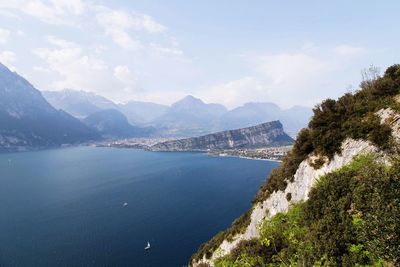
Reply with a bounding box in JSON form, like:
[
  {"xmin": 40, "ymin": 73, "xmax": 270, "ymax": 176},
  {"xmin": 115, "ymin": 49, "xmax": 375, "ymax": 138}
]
[
  {"xmin": 334, "ymin": 44, "xmax": 366, "ymax": 57},
  {"xmin": 9, "ymin": 0, "xmax": 86, "ymax": 25},
  {"xmin": 257, "ymin": 53, "xmax": 329, "ymax": 86},
  {"xmin": 197, "ymin": 77, "xmax": 267, "ymax": 109},
  {"xmin": 0, "ymin": 28, "xmax": 10, "ymax": 43},
  {"xmin": 33, "ymin": 66, "xmax": 51, "ymax": 73},
  {"xmin": 114, "ymin": 65, "xmax": 137, "ymax": 89},
  {"xmin": 247, "ymin": 44, "xmax": 370, "ymax": 107},
  {"xmin": 0, "ymin": 9, "xmax": 21, "ymax": 19},
  {"xmin": 47, "ymin": 35, "xmax": 78, "ymax": 48},
  {"xmin": 150, "ymin": 43, "xmax": 183, "ymax": 56},
  {"xmin": 34, "ymin": 37, "xmax": 107, "ymax": 88},
  {"xmin": 254, "ymin": 52, "xmax": 334, "ymax": 107},
  {"xmin": 192, "ymin": 44, "xmax": 368, "ymax": 109},
  {"xmin": 128, "ymin": 89, "xmax": 187, "ymax": 106},
  {"xmin": 95, "ymin": 7, "xmax": 166, "ymax": 50},
  {"xmin": 0, "ymin": 1, "xmax": 180, "ymax": 55},
  {"xmin": 32, "ymin": 36, "xmax": 141, "ymax": 101},
  {"xmin": 0, "ymin": 50, "xmax": 16, "ymax": 66}
]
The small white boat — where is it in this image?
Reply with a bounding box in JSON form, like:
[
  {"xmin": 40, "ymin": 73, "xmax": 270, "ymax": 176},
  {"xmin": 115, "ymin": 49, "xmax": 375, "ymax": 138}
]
[
  {"xmin": 144, "ymin": 241, "xmax": 151, "ymax": 250},
  {"xmin": 123, "ymin": 202, "xmax": 128, "ymax": 207}
]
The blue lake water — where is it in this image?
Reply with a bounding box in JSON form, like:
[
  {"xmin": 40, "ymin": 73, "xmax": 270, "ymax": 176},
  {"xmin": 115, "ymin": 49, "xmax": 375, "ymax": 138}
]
[{"xmin": 0, "ymin": 147, "xmax": 278, "ymax": 267}]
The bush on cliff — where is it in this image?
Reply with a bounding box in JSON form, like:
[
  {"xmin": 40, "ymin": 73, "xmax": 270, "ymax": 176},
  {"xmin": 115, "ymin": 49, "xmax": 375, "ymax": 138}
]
[
  {"xmin": 214, "ymin": 155, "xmax": 400, "ymax": 266},
  {"xmin": 191, "ymin": 64, "xmax": 400, "ymax": 264},
  {"xmin": 254, "ymin": 64, "xmax": 400, "ymax": 203}
]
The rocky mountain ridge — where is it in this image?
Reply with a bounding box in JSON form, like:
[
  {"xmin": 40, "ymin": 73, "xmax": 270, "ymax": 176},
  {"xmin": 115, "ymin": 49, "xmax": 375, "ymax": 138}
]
[
  {"xmin": 43, "ymin": 90, "xmax": 312, "ymax": 137},
  {"xmin": 150, "ymin": 121, "xmax": 294, "ymax": 151}
]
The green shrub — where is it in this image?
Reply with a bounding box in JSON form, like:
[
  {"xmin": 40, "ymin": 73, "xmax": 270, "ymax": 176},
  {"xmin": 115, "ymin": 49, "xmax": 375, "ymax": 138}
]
[
  {"xmin": 191, "ymin": 65, "xmax": 400, "ymax": 265},
  {"xmin": 190, "ymin": 210, "xmax": 253, "ymax": 262},
  {"xmin": 212, "ymin": 155, "xmax": 400, "ymax": 266},
  {"xmin": 254, "ymin": 64, "xmax": 398, "ymax": 205}
]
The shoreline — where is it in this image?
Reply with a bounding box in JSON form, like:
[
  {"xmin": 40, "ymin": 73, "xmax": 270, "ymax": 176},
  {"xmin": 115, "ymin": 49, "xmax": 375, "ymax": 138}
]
[
  {"xmin": 208, "ymin": 153, "xmax": 282, "ymax": 162},
  {"xmin": 1, "ymin": 144, "xmax": 285, "ymax": 163}
]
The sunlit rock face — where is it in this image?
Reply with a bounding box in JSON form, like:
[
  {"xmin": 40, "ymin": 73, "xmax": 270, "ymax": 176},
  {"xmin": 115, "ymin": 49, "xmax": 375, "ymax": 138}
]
[{"xmin": 150, "ymin": 121, "xmax": 294, "ymax": 151}]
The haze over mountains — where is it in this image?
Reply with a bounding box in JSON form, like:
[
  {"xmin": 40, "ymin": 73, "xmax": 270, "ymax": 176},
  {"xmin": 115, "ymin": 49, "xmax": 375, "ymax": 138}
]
[
  {"xmin": 0, "ymin": 61, "xmax": 311, "ymax": 150},
  {"xmin": 43, "ymin": 89, "xmax": 312, "ymax": 137},
  {"xmin": 83, "ymin": 109, "xmax": 155, "ymax": 139},
  {"xmin": 0, "ymin": 63, "xmax": 99, "ymax": 151}
]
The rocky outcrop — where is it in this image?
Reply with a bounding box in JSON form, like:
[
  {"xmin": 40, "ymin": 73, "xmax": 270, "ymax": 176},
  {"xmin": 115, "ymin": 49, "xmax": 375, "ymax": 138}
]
[
  {"xmin": 192, "ymin": 108, "xmax": 399, "ymax": 267},
  {"xmin": 150, "ymin": 121, "xmax": 294, "ymax": 151}
]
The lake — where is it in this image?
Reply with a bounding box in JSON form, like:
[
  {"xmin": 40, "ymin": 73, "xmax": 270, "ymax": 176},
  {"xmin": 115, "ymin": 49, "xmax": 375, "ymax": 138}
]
[{"xmin": 0, "ymin": 147, "xmax": 279, "ymax": 267}]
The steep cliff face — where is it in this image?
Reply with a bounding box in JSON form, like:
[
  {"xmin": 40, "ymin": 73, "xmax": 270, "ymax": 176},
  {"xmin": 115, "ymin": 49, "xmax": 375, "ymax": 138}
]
[
  {"xmin": 150, "ymin": 121, "xmax": 294, "ymax": 151},
  {"xmin": 191, "ymin": 64, "xmax": 400, "ymax": 267},
  {"xmin": 192, "ymin": 107, "xmax": 399, "ymax": 267}
]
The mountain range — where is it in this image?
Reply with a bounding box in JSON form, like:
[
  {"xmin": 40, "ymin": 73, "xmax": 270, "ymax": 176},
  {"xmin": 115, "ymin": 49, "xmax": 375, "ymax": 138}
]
[
  {"xmin": 43, "ymin": 90, "xmax": 312, "ymax": 138},
  {"xmin": 0, "ymin": 63, "xmax": 99, "ymax": 151},
  {"xmin": 83, "ymin": 109, "xmax": 154, "ymax": 139},
  {"xmin": 0, "ymin": 61, "xmax": 311, "ymax": 146}
]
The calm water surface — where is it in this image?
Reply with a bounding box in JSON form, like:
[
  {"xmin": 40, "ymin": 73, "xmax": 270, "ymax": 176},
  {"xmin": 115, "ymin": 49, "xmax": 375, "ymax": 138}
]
[{"xmin": 0, "ymin": 147, "xmax": 278, "ymax": 267}]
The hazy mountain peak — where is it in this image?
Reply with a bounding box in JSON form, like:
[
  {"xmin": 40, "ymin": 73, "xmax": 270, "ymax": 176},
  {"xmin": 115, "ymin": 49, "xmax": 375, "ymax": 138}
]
[
  {"xmin": 42, "ymin": 89, "xmax": 117, "ymax": 119},
  {"xmin": 0, "ymin": 62, "xmax": 8, "ymax": 70},
  {"xmin": 172, "ymin": 95, "xmax": 205, "ymax": 107},
  {"xmin": 0, "ymin": 63, "xmax": 99, "ymax": 150},
  {"xmin": 242, "ymin": 102, "xmax": 280, "ymax": 109},
  {"xmin": 83, "ymin": 108, "xmax": 154, "ymax": 139}
]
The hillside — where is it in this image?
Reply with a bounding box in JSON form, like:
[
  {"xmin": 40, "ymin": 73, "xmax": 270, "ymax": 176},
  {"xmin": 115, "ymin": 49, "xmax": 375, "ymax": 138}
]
[
  {"xmin": 43, "ymin": 89, "xmax": 118, "ymax": 119},
  {"xmin": 152, "ymin": 95, "xmax": 228, "ymax": 137},
  {"xmin": 190, "ymin": 65, "xmax": 400, "ymax": 266},
  {"xmin": 151, "ymin": 121, "xmax": 293, "ymax": 151},
  {"xmin": 0, "ymin": 63, "xmax": 99, "ymax": 151},
  {"xmin": 83, "ymin": 109, "xmax": 154, "ymax": 139},
  {"xmin": 118, "ymin": 100, "xmax": 169, "ymax": 124}
]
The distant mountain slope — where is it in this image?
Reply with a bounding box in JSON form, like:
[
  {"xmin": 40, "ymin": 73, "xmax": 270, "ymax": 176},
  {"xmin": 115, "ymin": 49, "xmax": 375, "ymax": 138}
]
[
  {"xmin": 215, "ymin": 102, "xmax": 312, "ymax": 136},
  {"xmin": 42, "ymin": 89, "xmax": 118, "ymax": 119},
  {"xmin": 150, "ymin": 97, "xmax": 311, "ymax": 138},
  {"xmin": 83, "ymin": 109, "xmax": 154, "ymax": 139},
  {"xmin": 43, "ymin": 89, "xmax": 169, "ymax": 125},
  {"xmin": 118, "ymin": 100, "xmax": 168, "ymax": 124},
  {"xmin": 43, "ymin": 90, "xmax": 311, "ymax": 138},
  {"xmin": 0, "ymin": 63, "xmax": 99, "ymax": 150},
  {"xmin": 151, "ymin": 95, "xmax": 228, "ymax": 137},
  {"xmin": 151, "ymin": 121, "xmax": 294, "ymax": 151}
]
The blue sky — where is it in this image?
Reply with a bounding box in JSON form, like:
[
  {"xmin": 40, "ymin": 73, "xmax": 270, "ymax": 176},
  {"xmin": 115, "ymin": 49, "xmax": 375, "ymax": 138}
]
[{"xmin": 0, "ymin": 0, "xmax": 399, "ymax": 108}]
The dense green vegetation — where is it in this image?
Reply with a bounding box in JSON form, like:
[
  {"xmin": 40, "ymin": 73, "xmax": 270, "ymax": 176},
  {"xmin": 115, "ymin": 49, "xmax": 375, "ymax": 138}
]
[
  {"xmin": 214, "ymin": 155, "xmax": 400, "ymax": 266},
  {"xmin": 190, "ymin": 209, "xmax": 253, "ymax": 261},
  {"xmin": 190, "ymin": 65, "xmax": 400, "ymax": 264},
  {"xmin": 254, "ymin": 64, "xmax": 400, "ymax": 204}
]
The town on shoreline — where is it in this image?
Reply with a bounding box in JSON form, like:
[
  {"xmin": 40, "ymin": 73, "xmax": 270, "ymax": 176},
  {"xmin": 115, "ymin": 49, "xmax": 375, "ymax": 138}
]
[{"xmin": 95, "ymin": 138, "xmax": 292, "ymax": 161}]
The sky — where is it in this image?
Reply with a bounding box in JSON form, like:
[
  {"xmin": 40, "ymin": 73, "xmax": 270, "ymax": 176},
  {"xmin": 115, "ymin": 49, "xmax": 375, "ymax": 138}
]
[{"xmin": 0, "ymin": 0, "xmax": 399, "ymax": 109}]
